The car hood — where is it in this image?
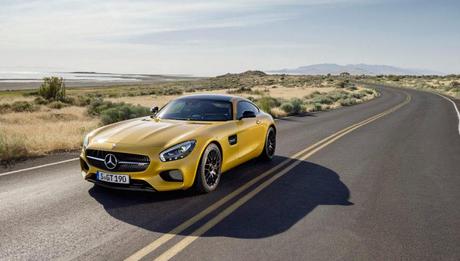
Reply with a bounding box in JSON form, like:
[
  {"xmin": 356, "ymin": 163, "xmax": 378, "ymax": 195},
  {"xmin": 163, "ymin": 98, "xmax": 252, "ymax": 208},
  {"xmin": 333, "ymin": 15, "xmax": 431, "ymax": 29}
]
[{"xmin": 90, "ymin": 117, "xmax": 216, "ymax": 148}]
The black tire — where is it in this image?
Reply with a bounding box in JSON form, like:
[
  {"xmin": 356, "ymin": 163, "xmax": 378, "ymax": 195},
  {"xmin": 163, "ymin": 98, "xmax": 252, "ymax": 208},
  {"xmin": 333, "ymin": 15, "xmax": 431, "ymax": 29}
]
[
  {"xmin": 193, "ymin": 143, "xmax": 222, "ymax": 193},
  {"xmin": 260, "ymin": 126, "xmax": 276, "ymax": 161}
]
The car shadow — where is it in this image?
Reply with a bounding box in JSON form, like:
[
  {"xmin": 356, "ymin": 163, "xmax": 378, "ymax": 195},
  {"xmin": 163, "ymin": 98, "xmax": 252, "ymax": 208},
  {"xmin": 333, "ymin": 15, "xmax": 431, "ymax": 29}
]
[{"xmin": 88, "ymin": 155, "xmax": 352, "ymax": 239}]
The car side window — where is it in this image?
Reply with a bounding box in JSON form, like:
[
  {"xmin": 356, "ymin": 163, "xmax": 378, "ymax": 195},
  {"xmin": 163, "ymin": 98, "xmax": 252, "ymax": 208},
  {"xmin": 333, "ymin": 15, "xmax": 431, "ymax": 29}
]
[{"xmin": 237, "ymin": 101, "xmax": 259, "ymax": 119}]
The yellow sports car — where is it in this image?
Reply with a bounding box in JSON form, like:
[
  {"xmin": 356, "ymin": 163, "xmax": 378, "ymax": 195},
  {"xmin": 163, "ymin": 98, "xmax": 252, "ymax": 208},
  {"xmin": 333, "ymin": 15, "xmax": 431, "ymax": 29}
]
[{"xmin": 80, "ymin": 94, "xmax": 276, "ymax": 193}]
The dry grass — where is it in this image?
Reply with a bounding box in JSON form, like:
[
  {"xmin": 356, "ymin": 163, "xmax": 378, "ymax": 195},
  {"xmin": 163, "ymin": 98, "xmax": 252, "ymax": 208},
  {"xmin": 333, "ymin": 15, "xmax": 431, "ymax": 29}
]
[
  {"xmin": 0, "ymin": 95, "xmax": 34, "ymax": 104},
  {"xmin": 254, "ymin": 86, "xmax": 336, "ymax": 99},
  {"xmin": 0, "ymin": 106, "xmax": 99, "ymax": 161},
  {"xmin": 370, "ymin": 75, "xmax": 460, "ymax": 98},
  {"xmin": 0, "ymin": 71, "xmax": 380, "ymax": 162},
  {"xmin": 108, "ymin": 86, "xmax": 338, "ymax": 107}
]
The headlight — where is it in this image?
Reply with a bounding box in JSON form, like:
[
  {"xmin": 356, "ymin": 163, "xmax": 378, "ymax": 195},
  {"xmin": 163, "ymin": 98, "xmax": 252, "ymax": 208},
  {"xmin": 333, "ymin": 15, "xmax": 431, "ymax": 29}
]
[
  {"xmin": 159, "ymin": 140, "xmax": 196, "ymax": 162},
  {"xmin": 83, "ymin": 134, "xmax": 90, "ymax": 149}
]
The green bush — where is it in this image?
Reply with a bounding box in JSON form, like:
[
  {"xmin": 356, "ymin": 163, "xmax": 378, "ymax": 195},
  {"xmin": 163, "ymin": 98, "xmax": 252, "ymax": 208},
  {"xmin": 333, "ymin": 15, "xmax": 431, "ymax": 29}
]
[
  {"xmin": 336, "ymin": 80, "xmax": 349, "ymax": 88},
  {"xmin": 34, "ymin": 96, "xmax": 48, "ymax": 105},
  {"xmin": 329, "ymin": 91, "xmax": 349, "ymax": 102},
  {"xmin": 48, "ymin": 101, "xmax": 67, "ymax": 109},
  {"xmin": 100, "ymin": 104, "xmax": 151, "ymax": 125},
  {"xmin": 351, "ymin": 92, "xmax": 365, "ymax": 99},
  {"xmin": 280, "ymin": 102, "xmax": 294, "ymax": 114},
  {"xmin": 311, "ymin": 95, "xmax": 334, "ymax": 105},
  {"xmin": 255, "ymin": 96, "xmax": 281, "ymax": 114},
  {"xmin": 11, "ymin": 101, "xmax": 39, "ymax": 112},
  {"xmin": 339, "ymin": 98, "xmax": 358, "ymax": 106},
  {"xmin": 87, "ymin": 98, "xmax": 111, "ymax": 116},
  {"xmin": 362, "ymin": 89, "xmax": 374, "ymax": 95},
  {"xmin": 88, "ymin": 98, "xmax": 150, "ymax": 125},
  {"xmin": 290, "ymin": 98, "xmax": 303, "ymax": 113},
  {"xmin": 305, "ymin": 91, "xmax": 322, "ymax": 99},
  {"xmin": 313, "ymin": 103, "xmax": 322, "ymax": 111},
  {"xmin": 38, "ymin": 77, "xmax": 66, "ymax": 101},
  {"xmin": 161, "ymin": 87, "xmax": 183, "ymax": 95}
]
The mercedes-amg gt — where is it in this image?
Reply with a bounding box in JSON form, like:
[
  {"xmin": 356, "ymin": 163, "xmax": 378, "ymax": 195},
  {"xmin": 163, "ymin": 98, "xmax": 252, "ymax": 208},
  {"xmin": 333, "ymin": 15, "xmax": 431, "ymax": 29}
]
[{"xmin": 80, "ymin": 94, "xmax": 276, "ymax": 193}]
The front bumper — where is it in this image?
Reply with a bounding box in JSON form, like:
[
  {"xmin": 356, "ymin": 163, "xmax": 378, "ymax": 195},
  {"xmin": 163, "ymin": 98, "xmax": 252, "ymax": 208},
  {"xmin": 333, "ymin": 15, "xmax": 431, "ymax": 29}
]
[{"xmin": 80, "ymin": 143, "xmax": 202, "ymax": 192}]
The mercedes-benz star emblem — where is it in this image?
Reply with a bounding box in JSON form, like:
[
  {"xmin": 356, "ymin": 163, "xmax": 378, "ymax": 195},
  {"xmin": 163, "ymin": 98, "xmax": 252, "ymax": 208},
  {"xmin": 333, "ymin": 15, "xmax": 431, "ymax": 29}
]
[{"xmin": 104, "ymin": 154, "xmax": 118, "ymax": 170}]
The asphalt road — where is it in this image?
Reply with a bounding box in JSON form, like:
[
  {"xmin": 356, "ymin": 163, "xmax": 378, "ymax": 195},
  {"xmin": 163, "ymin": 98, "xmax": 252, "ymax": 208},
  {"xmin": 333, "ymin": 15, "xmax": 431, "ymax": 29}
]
[{"xmin": 1, "ymin": 85, "xmax": 459, "ymax": 261}]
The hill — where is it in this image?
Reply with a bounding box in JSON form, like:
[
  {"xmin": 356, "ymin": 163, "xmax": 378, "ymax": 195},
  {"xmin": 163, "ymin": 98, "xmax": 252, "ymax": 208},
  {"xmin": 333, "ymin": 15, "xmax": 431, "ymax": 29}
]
[{"xmin": 269, "ymin": 63, "xmax": 442, "ymax": 75}]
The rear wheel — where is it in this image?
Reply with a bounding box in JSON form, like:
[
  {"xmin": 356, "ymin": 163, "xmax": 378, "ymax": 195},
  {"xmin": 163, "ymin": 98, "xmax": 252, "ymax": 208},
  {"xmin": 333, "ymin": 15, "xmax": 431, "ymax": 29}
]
[
  {"xmin": 193, "ymin": 143, "xmax": 222, "ymax": 193},
  {"xmin": 260, "ymin": 126, "xmax": 276, "ymax": 160}
]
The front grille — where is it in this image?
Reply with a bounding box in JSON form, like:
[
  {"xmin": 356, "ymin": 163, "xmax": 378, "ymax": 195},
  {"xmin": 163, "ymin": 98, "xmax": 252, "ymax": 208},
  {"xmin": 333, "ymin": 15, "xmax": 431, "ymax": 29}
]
[{"xmin": 85, "ymin": 149, "xmax": 150, "ymax": 172}]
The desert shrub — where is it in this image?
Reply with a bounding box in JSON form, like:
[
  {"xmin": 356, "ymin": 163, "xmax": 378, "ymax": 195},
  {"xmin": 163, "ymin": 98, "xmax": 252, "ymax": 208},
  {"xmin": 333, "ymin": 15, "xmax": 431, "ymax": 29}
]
[
  {"xmin": 311, "ymin": 95, "xmax": 334, "ymax": 105},
  {"xmin": 11, "ymin": 101, "xmax": 39, "ymax": 112},
  {"xmin": 336, "ymin": 80, "xmax": 350, "ymax": 88},
  {"xmin": 346, "ymin": 85, "xmax": 357, "ymax": 91},
  {"xmin": 73, "ymin": 96, "xmax": 94, "ymax": 106},
  {"xmin": 100, "ymin": 104, "xmax": 150, "ymax": 125},
  {"xmin": 350, "ymin": 92, "xmax": 366, "ymax": 99},
  {"xmin": 88, "ymin": 98, "xmax": 150, "ymax": 124},
  {"xmin": 280, "ymin": 102, "xmax": 294, "ymax": 114},
  {"xmin": 38, "ymin": 77, "xmax": 66, "ymax": 101},
  {"xmin": 362, "ymin": 89, "xmax": 374, "ymax": 95},
  {"xmin": 339, "ymin": 98, "xmax": 358, "ymax": 106},
  {"xmin": 34, "ymin": 96, "xmax": 48, "ymax": 105},
  {"xmin": 87, "ymin": 98, "xmax": 111, "ymax": 116},
  {"xmin": 255, "ymin": 96, "xmax": 281, "ymax": 114},
  {"xmin": 388, "ymin": 75, "xmax": 402, "ymax": 81},
  {"xmin": 450, "ymin": 81, "xmax": 460, "ymax": 88},
  {"xmin": 108, "ymin": 93, "xmax": 121, "ymax": 98},
  {"xmin": 313, "ymin": 103, "xmax": 322, "ymax": 111},
  {"xmin": 445, "ymin": 81, "xmax": 460, "ymax": 93},
  {"xmin": 47, "ymin": 101, "xmax": 67, "ymax": 109},
  {"xmin": 227, "ymin": 86, "xmax": 253, "ymax": 94},
  {"xmin": 0, "ymin": 104, "xmax": 12, "ymax": 113},
  {"xmin": 161, "ymin": 87, "xmax": 183, "ymax": 95},
  {"xmin": 290, "ymin": 98, "xmax": 303, "ymax": 114},
  {"xmin": 328, "ymin": 91, "xmax": 349, "ymax": 102},
  {"xmin": 304, "ymin": 91, "xmax": 322, "ymax": 99}
]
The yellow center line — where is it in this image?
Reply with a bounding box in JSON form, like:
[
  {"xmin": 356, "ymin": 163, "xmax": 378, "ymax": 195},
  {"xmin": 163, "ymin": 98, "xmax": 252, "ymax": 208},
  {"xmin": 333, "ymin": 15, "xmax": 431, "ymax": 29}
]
[
  {"xmin": 154, "ymin": 92, "xmax": 411, "ymax": 261},
  {"xmin": 124, "ymin": 92, "xmax": 411, "ymax": 261}
]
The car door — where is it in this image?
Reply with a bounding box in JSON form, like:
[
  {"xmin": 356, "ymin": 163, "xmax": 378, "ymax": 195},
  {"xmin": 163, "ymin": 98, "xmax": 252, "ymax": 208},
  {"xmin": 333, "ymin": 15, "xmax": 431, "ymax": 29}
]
[{"xmin": 236, "ymin": 101, "xmax": 265, "ymax": 161}]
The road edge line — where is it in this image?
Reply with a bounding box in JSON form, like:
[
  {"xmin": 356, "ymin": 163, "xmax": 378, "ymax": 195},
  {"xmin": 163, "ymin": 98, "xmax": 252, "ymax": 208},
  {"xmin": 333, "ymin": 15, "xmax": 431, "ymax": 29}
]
[
  {"xmin": 0, "ymin": 158, "xmax": 79, "ymax": 177},
  {"xmin": 433, "ymin": 93, "xmax": 460, "ymax": 136}
]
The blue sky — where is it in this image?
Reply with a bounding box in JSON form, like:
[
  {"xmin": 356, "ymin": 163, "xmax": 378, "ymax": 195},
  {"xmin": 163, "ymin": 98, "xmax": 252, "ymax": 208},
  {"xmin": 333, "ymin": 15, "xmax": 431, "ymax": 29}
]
[{"xmin": 0, "ymin": 0, "xmax": 459, "ymax": 75}]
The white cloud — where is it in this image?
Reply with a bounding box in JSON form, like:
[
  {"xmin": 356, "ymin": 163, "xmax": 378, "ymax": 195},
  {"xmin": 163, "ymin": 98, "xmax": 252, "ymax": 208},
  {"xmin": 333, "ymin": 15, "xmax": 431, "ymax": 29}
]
[
  {"xmin": 2, "ymin": 0, "xmax": 456, "ymax": 75},
  {"xmin": 0, "ymin": 0, "xmax": 354, "ymax": 47}
]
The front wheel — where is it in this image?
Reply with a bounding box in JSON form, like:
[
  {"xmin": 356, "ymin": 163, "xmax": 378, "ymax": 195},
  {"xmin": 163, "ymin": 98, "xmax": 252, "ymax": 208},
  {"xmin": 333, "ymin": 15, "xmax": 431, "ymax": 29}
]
[
  {"xmin": 260, "ymin": 126, "xmax": 276, "ymax": 160},
  {"xmin": 193, "ymin": 143, "xmax": 222, "ymax": 193}
]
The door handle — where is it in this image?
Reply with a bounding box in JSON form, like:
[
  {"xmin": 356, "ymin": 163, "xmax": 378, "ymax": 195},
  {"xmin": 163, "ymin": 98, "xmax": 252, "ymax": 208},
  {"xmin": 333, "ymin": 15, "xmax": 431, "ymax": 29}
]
[{"xmin": 256, "ymin": 120, "xmax": 261, "ymax": 124}]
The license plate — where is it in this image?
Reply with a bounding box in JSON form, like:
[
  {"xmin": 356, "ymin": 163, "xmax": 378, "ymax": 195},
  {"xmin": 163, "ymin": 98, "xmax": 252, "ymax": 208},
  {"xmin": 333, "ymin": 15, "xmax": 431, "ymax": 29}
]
[{"xmin": 96, "ymin": 171, "xmax": 129, "ymax": 184}]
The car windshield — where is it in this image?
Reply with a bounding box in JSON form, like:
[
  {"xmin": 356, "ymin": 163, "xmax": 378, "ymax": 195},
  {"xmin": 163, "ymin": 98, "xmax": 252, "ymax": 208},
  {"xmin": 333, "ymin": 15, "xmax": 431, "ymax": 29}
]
[{"xmin": 157, "ymin": 99, "xmax": 233, "ymax": 121}]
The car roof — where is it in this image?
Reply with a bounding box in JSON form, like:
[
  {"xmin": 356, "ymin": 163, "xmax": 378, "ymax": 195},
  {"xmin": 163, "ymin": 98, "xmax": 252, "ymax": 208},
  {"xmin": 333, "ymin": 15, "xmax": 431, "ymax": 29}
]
[{"xmin": 175, "ymin": 93, "xmax": 245, "ymax": 102}]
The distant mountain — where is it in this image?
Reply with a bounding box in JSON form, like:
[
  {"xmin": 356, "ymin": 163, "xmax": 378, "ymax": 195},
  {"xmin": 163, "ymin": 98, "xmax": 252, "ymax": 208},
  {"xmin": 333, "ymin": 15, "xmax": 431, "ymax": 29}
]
[{"xmin": 268, "ymin": 63, "xmax": 442, "ymax": 76}]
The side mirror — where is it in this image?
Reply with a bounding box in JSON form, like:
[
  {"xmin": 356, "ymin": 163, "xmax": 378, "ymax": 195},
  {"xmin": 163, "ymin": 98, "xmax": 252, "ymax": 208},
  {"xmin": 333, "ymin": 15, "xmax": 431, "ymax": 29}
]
[
  {"xmin": 150, "ymin": 106, "xmax": 158, "ymax": 118},
  {"xmin": 150, "ymin": 106, "xmax": 159, "ymax": 115},
  {"xmin": 239, "ymin": 110, "xmax": 256, "ymax": 120}
]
